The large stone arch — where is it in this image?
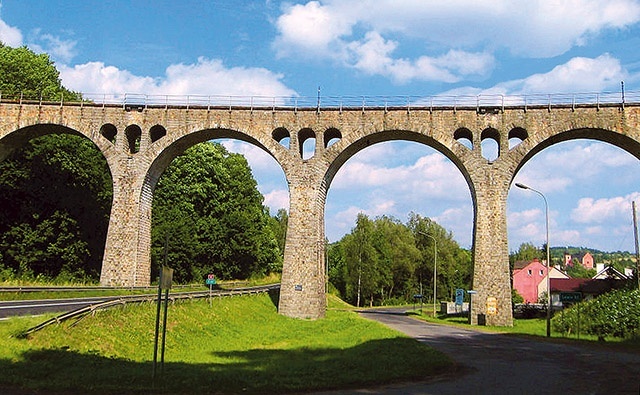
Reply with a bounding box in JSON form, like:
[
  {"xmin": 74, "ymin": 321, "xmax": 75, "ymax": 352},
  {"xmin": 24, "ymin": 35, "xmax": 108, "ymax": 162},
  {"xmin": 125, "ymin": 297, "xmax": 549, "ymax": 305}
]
[
  {"xmin": 512, "ymin": 127, "xmax": 640, "ymax": 176},
  {"xmin": 0, "ymin": 123, "xmax": 115, "ymax": 279},
  {"xmin": 323, "ymin": 128, "xmax": 475, "ymax": 198},
  {"xmin": 115, "ymin": 126, "xmax": 290, "ymax": 285}
]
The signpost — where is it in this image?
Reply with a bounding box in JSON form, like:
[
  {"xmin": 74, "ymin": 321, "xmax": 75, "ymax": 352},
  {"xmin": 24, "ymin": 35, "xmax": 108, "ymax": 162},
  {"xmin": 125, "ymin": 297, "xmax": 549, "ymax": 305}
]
[
  {"xmin": 206, "ymin": 274, "xmax": 216, "ymax": 306},
  {"xmin": 153, "ymin": 266, "xmax": 173, "ymax": 384},
  {"xmin": 559, "ymin": 292, "xmax": 582, "ymax": 303}
]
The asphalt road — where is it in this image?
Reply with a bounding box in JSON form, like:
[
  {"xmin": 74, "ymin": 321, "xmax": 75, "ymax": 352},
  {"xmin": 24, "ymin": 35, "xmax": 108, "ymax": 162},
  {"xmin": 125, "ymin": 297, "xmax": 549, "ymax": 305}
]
[
  {"xmin": 316, "ymin": 308, "xmax": 640, "ymax": 395},
  {"xmin": 0, "ymin": 297, "xmax": 112, "ymax": 318}
]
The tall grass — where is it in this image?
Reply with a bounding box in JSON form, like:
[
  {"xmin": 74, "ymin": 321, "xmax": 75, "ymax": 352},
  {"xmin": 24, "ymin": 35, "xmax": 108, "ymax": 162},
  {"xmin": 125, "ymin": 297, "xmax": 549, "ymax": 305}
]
[{"xmin": 0, "ymin": 293, "xmax": 451, "ymax": 394}]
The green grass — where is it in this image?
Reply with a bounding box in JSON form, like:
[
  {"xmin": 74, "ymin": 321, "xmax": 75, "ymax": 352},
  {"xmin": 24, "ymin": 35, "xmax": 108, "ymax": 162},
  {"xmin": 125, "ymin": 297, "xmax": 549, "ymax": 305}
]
[{"xmin": 0, "ymin": 293, "xmax": 452, "ymax": 394}]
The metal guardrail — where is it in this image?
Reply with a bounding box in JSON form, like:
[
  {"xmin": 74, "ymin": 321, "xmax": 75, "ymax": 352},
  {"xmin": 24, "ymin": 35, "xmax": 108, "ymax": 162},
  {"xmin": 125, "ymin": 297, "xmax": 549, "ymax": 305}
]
[
  {"xmin": 0, "ymin": 90, "xmax": 638, "ymax": 112},
  {"xmin": 19, "ymin": 283, "xmax": 280, "ymax": 336}
]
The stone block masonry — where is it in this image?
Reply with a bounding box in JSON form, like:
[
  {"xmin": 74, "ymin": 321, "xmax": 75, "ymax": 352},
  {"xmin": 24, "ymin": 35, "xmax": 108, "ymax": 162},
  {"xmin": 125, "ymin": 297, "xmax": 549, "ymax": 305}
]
[{"xmin": 1, "ymin": 101, "xmax": 639, "ymax": 325}]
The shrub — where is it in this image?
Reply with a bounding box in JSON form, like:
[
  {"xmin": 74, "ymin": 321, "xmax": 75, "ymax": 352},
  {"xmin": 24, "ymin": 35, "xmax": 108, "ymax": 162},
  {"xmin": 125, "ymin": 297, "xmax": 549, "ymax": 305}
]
[{"xmin": 552, "ymin": 289, "xmax": 640, "ymax": 340}]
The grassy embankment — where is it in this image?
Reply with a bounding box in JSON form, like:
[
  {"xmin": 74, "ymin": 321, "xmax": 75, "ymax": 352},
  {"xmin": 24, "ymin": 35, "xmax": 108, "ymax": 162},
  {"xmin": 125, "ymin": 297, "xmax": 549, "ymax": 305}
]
[{"xmin": 0, "ymin": 292, "xmax": 452, "ymax": 394}]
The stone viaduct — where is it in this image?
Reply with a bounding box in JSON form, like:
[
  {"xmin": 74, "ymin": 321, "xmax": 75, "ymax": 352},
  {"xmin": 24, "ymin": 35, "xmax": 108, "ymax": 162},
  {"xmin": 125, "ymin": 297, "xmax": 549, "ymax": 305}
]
[{"xmin": 1, "ymin": 98, "xmax": 639, "ymax": 326}]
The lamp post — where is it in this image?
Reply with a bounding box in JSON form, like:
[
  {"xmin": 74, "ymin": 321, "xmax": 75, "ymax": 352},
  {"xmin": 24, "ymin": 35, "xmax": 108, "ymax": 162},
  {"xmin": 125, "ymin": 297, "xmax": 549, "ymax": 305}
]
[
  {"xmin": 418, "ymin": 231, "xmax": 437, "ymax": 317},
  {"xmin": 516, "ymin": 182, "xmax": 551, "ymax": 337}
]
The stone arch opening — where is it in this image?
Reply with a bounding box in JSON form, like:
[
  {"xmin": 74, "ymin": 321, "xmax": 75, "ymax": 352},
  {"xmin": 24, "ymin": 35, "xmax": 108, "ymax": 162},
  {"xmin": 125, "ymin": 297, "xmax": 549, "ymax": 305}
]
[
  {"xmin": 272, "ymin": 127, "xmax": 290, "ymax": 149},
  {"xmin": 323, "ymin": 131, "xmax": 475, "ymax": 306},
  {"xmin": 481, "ymin": 128, "xmax": 500, "ymax": 162},
  {"xmin": 298, "ymin": 128, "xmax": 316, "ymax": 160},
  {"xmin": 125, "ymin": 125, "xmax": 142, "ymax": 154},
  {"xmin": 454, "ymin": 128, "xmax": 473, "ymax": 150},
  {"xmin": 142, "ymin": 127, "xmax": 288, "ymax": 284},
  {"xmin": 508, "ymin": 127, "xmax": 528, "ymax": 149},
  {"xmin": 0, "ymin": 124, "xmax": 113, "ymax": 282},
  {"xmin": 100, "ymin": 123, "xmax": 117, "ymax": 144},
  {"xmin": 324, "ymin": 127, "xmax": 342, "ymax": 148},
  {"xmin": 149, "ymin": 125, "xmax": 167, "ymax": 143},
  {"xmin": 508, "ymin": 129, "xmax": 640, "ymax": 266}
]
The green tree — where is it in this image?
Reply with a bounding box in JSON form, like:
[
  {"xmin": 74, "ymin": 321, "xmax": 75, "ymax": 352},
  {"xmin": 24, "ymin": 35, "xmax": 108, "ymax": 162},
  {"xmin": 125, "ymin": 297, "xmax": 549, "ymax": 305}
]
[
  {"xmin": 151, "ymin": 142, "xmax": 280, "ymax": 283},
  {"xmin": 267, "ymin": 208, "xmax": 288, "ymax": 260},
  {"xmin": 370, "ymin": 215, "xmax": 420, "ymax": 304},
  {"xmin": 408, "ymin": 212, "xmax": 472, "ymax": 302},
  {"xmin": 340, "ymin": 213, "xmax": 378, "ymax": 307},
  {"xmin": 0, "ymin": 43, "xmax": 79, "ymax": 101},
  {"xmin": 510, "ymin": 242, "xmax": 543, "ymax": 267},
  {"xmin": 0, "ymin": 135, "xmax": 112, "ymax": 280},
  {"xmin": 0, "ymin": 44, "xmax": 105, "ymax": 281}
]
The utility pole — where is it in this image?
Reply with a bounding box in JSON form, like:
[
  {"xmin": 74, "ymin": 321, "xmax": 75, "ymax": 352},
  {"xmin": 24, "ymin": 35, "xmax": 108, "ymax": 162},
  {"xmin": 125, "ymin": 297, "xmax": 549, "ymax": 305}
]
[{"xmin": 633, "ymin": 201, "xmax": 640, "ymax": 290}]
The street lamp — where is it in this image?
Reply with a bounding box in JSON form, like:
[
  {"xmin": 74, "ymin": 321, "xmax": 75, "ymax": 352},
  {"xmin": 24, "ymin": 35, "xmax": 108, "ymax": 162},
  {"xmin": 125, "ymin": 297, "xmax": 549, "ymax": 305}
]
[
  {"xmin": 418, "ymin": 231, "xmax": 438, "ymax": 317},
  {"xmin": 515, "ymin": 182, "xmax": 551, "ymax": 337}
]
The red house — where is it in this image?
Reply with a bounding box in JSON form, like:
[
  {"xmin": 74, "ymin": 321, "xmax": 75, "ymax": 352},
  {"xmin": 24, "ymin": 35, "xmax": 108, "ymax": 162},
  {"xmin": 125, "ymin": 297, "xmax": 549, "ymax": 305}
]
[{"xmin": 512, "ymin": 259, "xmax": 548, "ymax": 303}]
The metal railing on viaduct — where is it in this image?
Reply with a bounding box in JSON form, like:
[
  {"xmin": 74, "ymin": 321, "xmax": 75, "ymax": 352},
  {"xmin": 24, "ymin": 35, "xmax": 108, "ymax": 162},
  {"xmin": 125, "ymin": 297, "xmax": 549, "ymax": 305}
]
[{"xmin": 1, "ymin": 90, "xmax": 640, "ymax": 327}]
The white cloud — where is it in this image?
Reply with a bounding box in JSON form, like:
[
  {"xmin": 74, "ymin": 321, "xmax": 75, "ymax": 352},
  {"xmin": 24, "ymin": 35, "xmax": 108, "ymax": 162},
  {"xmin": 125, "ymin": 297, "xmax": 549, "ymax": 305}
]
[
  {"xmin": 571, "ymin": 192, "xmax": 640, "ymax": 223},
  {"xmin": 333, "ymin": 151, "xmax": 468, "ymax": 200},
  {"xmin": 0, "ymin": 15, "xmax": 77, "ymax": 64},
  {"xmin": 0, "ymin": 17, "xmax": 22, "ymax": 46},
  {"xmin": 219, "ymin": 140, "xmax": 281, "ymax": 172},
  {"xmin": 263, "ymin": 189, "xmax": 290, "ymax": 212},
  {"xmin": 347, "ymin": 32, "xmax": 494, "ymax": 83},
  {"xmin": 28, "ymin": 32, "xmax": 77, "ymax": 64},
  {"xmin": 273, "ymin": 0, "xmax": 640, "ymax": 83},
  {"xmin": 59, "ymin": 57, "xmax": 297, "ymax": 97},
  {"xmin": 503, "ymin": 54, "xmax": 627, "ymax": 94},
  {"xmin": 274, "ymin": 1, "xmax": 353, "ymax": 59}
]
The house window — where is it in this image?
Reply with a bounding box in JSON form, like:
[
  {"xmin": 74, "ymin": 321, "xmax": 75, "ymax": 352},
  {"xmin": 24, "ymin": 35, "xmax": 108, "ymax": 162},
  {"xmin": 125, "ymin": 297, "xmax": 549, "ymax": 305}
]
[
  {"xmin": 527, "ymin": 269, "xmax": 532, "ymax": 276},
  {"xmin": 540, "ymin": 270, "xmax": 544, "ymax": 276}
]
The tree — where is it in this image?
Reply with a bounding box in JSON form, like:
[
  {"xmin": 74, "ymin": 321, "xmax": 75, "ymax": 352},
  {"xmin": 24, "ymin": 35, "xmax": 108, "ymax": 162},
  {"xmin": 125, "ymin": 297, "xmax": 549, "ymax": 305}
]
[
  {"xmin": 0, "ymin": 135, "xmax": 112, "ymax": 280},
  {"xmin": 370, "ymin": 215, "xmax": 420, "ymax": 303},
  {"xmin": 151, "ymin": 142, "xmax": 281, "ymax": 283},
  {"xmin": 0, "ymin": 43, "xmax": 79, "ymax": 101},
  {"xmin": 510, "ymin": 242, "xmax": 543, "ymax": 267},
  {"xmin": 329, "ymin": 212, "xmax": 472, "ymax": 307},
  {"xmin": 267, "ymin": 208, "xmax": 288, "ymax": 260},
  {"xmin": 0, "ymin": 45, "xmax": 107, "ymax": 281},
  {"xmin": 408, "ymin": 212, "xmax": 472, "ymax": 302},
  {"xmin": 340, "ymin": 213, "xmax": 378, "ymax": 307}
]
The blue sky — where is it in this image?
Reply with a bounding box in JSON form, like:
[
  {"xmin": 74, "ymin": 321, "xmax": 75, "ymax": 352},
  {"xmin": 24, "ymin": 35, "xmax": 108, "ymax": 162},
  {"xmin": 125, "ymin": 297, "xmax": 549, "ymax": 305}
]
[{"xmin": 1, "ymin": 0, "xmax": 640, "ymax": 253}]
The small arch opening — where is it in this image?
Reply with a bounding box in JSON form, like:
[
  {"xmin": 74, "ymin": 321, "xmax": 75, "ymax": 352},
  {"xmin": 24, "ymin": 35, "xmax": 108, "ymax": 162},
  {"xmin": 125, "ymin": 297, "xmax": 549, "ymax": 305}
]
[
  {"xmin": 272, "ymin": 127, "xmax": 290, "ymax": 149},
  {"xmin": 324, "ymin": 127, "xmax": 342, "ymax": 148},
  {"xmin": 298, "ymin": 128, "xmax": 316, "ymax": 160},
  {"xmin": 125, "ymin": 125, "xmax": 142, "ymax": 154},
  {"xmin": 454, "ymin": 128, "xmax": 473, "ymax": 150},
  {"xmin": 508, "ymin": 127, "xmax": 528, "ymax": 149},
  {"xmin": 481, "ymin": 128, "xmax": 500, "ymax": 162},
  {"xmin": 149, "ymin": 125, "xmax": 167, "ymax": 143},
  {"xmin": 100, "ymin": 123, "xmax": 117, "ymax": 144}
]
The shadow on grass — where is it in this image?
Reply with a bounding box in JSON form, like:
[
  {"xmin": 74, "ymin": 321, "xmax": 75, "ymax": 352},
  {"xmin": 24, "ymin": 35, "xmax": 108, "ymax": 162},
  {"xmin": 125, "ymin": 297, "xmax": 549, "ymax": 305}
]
[
  {"xmin": 0, "ymin": 337, "xmax": 452, "ymax": 394},
  {"xmin": 267, "ymin": 287, "xmax": 280, "ymax": 308}
]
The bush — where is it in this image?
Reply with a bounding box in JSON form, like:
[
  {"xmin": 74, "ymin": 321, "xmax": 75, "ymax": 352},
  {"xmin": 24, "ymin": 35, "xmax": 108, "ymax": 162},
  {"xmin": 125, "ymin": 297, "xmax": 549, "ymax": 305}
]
[{"xmin": 552, "ymin": 289, "xmax": 640, "ymax": 340}]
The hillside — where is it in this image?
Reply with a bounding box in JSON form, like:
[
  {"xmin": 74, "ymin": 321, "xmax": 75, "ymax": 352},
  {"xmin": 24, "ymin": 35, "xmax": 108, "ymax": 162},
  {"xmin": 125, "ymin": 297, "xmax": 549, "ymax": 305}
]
[{"xmin": 0, "ymin": 293, "xmax": 451, "ymax": 394}]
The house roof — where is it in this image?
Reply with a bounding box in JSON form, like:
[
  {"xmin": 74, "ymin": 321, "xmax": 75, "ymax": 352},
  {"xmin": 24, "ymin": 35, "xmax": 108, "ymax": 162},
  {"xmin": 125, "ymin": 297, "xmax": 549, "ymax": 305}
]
[
  {"xmin": 550, "ymin": 278, "xmax": 588, "ymax": 293},
  {"xmin": 592, "ymin": 265, "xmax": 630, "ymax": 280},
  {"xmin": 513, "ymin": 259, "xmax": 541, "ymax": 271},
  {"xmin": 550, "ymin": 277, "xmax": 629, "ymax": 295}
]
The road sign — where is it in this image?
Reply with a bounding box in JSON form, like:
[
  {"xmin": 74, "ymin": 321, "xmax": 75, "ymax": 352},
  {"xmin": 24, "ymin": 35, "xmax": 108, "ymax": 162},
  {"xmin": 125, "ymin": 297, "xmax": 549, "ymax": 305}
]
[
  {"xmin": 486, "ymin": 296, "xmax": 497, "ymax": 315},
  {"xmin": 160, "ymin": 266, "xmax": 173, "ymax": 290},
  {"xmin": 560, "ymin": 292, "xmax": 582, "ymax": 303},
  {"xmin": 205, "ymin": 274, "xmax": 216, "ymax": 285},
  {"xmin": 455, "ymin": 289, "xmax": 464, "ymax": 305}
]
